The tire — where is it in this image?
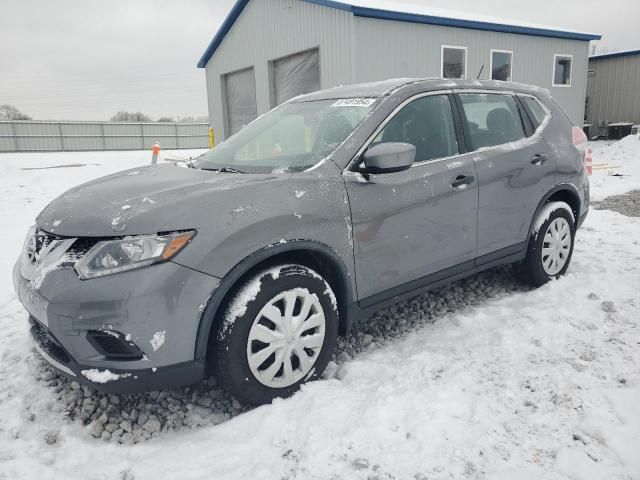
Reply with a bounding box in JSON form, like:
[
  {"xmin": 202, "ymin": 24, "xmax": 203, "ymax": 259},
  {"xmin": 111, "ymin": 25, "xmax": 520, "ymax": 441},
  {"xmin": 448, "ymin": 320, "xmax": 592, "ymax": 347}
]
[
  {"xmin": 212, "ymin": 264, "xmax": 339, "ymax": 405},
  {"xmin": 515, "ymin": 202, "xmax": 576, "ymax": 287}
]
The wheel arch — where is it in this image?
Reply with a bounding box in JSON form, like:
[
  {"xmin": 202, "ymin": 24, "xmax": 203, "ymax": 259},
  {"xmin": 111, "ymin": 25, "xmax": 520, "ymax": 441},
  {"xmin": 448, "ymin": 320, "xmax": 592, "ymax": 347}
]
[
  {"xmin": 527, "ymin": 184, "xmax": 581, "ymax": 238},
  {"xmin": 193, "ymin": 240, "xmax": 355, "ymax": 363}
]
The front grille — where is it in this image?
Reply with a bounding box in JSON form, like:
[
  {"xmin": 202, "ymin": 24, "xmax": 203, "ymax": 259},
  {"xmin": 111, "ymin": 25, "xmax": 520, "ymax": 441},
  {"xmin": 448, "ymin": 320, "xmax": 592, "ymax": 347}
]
[
  {"xmin": 86, "ymin": 331, "xmax": 144, "ymax": 360},
  {"xmin": 30, "ymin": 317, "xmax": 71, "ymax": 365},
  {"xmin": 31, "ymin": 229, "xmax": 100, "ymax": 268}
]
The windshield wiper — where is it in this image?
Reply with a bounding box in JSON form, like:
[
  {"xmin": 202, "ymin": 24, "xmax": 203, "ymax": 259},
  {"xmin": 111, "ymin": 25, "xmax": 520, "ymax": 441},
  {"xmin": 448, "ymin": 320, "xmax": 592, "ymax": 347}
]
[{"xmin": 202, "ymin": 166, "xmax": 246, "ymax": 174}]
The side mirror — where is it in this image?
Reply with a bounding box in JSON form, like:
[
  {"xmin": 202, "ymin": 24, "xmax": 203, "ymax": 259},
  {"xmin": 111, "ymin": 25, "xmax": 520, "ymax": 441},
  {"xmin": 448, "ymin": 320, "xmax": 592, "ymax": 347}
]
[{"xmin": 362, "ymin": 142, "xmax": 416, "ymax": 174}]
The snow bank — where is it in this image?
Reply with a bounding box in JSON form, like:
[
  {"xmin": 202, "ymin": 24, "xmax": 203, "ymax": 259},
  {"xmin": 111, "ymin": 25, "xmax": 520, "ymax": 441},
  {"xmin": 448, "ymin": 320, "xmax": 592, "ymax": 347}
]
[{"xmin": 589, "ymin": 134, "xmax": 640, "ymax": 201}]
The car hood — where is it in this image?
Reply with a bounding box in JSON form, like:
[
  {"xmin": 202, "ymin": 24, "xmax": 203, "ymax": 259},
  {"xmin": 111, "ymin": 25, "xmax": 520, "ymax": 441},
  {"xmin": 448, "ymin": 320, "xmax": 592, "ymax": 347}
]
[{"xmin": 36, "ymin": 164, "xmax": 282, "ymax": 237}]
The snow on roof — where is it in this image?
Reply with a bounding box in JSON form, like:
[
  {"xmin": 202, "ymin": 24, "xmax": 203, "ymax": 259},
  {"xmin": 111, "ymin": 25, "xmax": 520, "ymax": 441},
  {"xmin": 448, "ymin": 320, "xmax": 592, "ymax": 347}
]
[
  {"xmin": 590, "ymin": 49, "xmax": 640, "ymax": 61},
  {"xmin": 197, "ymin": 0, "xmax": 601, "ymax": 68},
  {"xmin": 344, "ymin": 0, "xmax": 599, "ymax": 36}
]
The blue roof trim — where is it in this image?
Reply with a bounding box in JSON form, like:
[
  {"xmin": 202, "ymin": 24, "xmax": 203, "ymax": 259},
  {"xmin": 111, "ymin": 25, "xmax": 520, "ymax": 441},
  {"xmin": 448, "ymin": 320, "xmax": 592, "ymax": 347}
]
[
  {"xmin": 197, "ymin": 0, "xmax": 250, "ymax": 68},
  {"xmin": 351, "ymin": 6, "xmax": 601, "ymax": 42},
  {"xmin": 590, "ymin": 49, "xmax": 640, "ymax": 61},
  {"xmin": 197, "ymin": 0, "xmax": 601, "ymax": 68}
]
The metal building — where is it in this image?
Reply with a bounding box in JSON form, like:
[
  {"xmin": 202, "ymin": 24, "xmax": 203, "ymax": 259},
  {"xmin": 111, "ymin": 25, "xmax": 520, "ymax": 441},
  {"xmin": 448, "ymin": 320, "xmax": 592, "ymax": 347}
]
[
  {"xmin": 198, "ymin": 0, "xmax": 601, "ymax": 141},
  {"xmin": 586, "ymin": 50, "xmax": 640, "ymax": 138}
]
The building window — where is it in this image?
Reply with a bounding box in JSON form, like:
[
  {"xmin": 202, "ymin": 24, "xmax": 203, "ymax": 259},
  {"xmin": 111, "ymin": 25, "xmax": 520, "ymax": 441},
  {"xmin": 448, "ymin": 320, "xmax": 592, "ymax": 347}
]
[
  {"xmin": 490, "ymin": 50, "xmax": 513, "ymax": 81},
  {"xmin": 271, "ymin": 48, "xmax": 320, "ymax": 106},
  {"xmin": 441, "ymin": 46, "xmax": 467, "ymax": 79},
  {"xmin": 553, "ymin": 54, "xmax": 573, "ymax": 87},
  {"xmin": 223, "ymin": 67, "xmax": 257, "ymax": 136}
]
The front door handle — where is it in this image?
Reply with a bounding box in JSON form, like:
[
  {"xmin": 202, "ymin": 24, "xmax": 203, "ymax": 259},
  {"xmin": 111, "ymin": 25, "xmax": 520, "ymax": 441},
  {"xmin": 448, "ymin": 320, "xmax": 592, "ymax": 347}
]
[
  {"xmin": 530, "ymin": 153, "xmax": 549, "ymax": 165},
  {"xmin": 451, "ymin": 174, "xmax": 475, "ymax": 189}
]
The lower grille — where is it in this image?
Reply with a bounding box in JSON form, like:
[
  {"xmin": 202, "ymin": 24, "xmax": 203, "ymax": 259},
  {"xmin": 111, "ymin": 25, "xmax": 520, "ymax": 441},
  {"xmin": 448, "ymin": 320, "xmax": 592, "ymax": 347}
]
[
  {"xmin": 86, "ymin": 331, "xmax": 144, "ymax": 360},
  {"xmin": 30, "ymin": 317, "xmax": 71, "ymax": 365}
]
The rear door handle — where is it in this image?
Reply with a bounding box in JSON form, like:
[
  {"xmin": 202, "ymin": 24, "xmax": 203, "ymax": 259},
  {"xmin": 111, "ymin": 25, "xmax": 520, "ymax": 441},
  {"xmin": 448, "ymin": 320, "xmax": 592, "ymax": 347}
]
[
  {"xmin": 530, "ymin": 153, "xmax": 549, "ymax": 165},
  {"xmin": 451, "ymin": 174, "xmax": 475, "ymax": 189}
]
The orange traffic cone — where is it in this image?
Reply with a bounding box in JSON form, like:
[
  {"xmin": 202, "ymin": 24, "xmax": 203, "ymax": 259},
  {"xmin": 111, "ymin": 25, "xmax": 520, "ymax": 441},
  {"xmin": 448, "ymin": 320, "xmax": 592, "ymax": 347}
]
[
  {"xmin": 151, "ymin": 142, "xmax": 160, "ymax": 165},
  {"xmin": 585, "ymin": 147, "xmax": 593, "ymax": 176}
]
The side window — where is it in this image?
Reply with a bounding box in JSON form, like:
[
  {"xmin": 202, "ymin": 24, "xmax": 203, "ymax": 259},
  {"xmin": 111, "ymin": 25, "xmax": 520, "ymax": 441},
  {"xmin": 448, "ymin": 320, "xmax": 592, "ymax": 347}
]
[
  {"xmin": 372, "ymin": 95, "xmax": 459, "ymax": 162},
  {"xmin": 553, "ymin": 54, "xmax": 572, "ymax": 86},
  {"xmin": 459, "ymin": 93, "xmax": 526, "ymax": 150},
  {"xmin": 520, "ymin": 96, "xmax": 549, "ymax": 129}
]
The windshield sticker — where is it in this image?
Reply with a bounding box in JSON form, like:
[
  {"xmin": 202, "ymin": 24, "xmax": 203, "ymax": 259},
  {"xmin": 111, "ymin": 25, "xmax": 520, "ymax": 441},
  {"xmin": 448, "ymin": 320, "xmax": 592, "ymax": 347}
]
[{"xmin": 331, "ymin": 98, "xmax": 376, "ymax": 108}]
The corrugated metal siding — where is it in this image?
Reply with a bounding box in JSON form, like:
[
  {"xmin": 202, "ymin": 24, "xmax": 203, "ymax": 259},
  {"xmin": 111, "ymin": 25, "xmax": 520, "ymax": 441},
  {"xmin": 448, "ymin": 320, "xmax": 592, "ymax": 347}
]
[
  {"xmin": 353, "ymin": 16, "xmax": 589, "ymax": 124},
  {"xmin": 587, "ymin": 55, "xmax": 640, "ymax": 133},
  {"xmin": 0, "ymin": 121, "xmax": 209, "ymax": 153},
  {"xmin": 205, "ymin": 0, "xmax": 354, "ymax": 140},
  {"xmin": 204, "ymin": 0, "xmax": 591, "ymax": 138}
]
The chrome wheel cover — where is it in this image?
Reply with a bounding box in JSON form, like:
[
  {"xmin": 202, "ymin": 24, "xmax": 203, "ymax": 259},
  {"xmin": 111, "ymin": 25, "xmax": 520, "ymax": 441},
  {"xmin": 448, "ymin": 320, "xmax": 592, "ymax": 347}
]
[
  {"xmin": 541, "ymin": 217, "xmax": 571, "ymax": 276},
  {"xmin": 246, "ymin": 288, "xmax": 325, "ymax": 388}
]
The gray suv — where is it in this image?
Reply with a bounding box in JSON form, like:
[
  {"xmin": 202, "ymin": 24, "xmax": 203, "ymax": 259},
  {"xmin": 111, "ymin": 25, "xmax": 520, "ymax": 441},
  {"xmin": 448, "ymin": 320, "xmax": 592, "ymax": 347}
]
[{"xmin": 13, "ymin": 79, "xmax": 590, "ymax": 405}]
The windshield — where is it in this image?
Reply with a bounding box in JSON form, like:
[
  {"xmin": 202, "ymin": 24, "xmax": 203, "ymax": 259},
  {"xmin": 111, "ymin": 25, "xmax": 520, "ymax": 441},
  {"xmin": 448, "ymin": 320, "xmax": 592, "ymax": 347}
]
[{"xmin": 195, "ymin": 98, "xmax": 378, "ymax": 173}]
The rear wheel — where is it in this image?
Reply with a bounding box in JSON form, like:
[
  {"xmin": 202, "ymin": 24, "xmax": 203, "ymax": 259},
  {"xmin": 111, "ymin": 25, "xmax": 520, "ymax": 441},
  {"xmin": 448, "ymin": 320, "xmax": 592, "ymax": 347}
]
[
  {"xmin": 515, "ymin": 203, "xmax": 575, "ymax": 287},
  {"xmin": 212, "ymin": 264, "xmax": 338, "ymax": 405}
]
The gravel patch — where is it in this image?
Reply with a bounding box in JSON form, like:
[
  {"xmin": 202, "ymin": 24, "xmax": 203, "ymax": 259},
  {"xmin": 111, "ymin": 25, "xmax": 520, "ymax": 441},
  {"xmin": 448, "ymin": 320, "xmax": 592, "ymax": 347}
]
[
  {"xmin": 32, "ymin": 266, "xmax": 528, "ymax": 443},
  {"xmin": 593, "ymin": 189, "xmax": 640, "ymax": 217}
]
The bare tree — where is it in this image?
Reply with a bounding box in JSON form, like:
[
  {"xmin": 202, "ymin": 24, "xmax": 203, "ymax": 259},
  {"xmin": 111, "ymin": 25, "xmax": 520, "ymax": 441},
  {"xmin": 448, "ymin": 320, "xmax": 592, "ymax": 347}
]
[
  {"xmin": 110, "ymin": 111, "xmax": 151, "ymax": 122},
  {"xmin": 156, "ymin": 116, "xmax": 175, "ymax": 123},
  {"xmin": 0, "ymin": 105, "xmax": 32, "ymax": 120},
  {"xmin": 177, "ymin": 116, "xmax": 209, "ymax": 123}
]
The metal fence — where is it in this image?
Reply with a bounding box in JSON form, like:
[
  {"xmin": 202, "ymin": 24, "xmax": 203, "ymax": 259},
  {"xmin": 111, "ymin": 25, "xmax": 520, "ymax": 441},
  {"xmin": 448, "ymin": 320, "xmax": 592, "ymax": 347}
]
[{"xmin": 0, "ymin": 121, "xmax": 210, "ymax": 153}]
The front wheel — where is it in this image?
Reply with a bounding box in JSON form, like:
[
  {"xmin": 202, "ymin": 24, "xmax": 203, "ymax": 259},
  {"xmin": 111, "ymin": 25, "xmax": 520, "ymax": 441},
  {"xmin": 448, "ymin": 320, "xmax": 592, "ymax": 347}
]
[
  {"xmin": 515, "ymin": 203, "xmax": 576, "ymax": 287},
  {"xmin": 212, "ymin": 264, "xmax": 338, "ymax": 405}
]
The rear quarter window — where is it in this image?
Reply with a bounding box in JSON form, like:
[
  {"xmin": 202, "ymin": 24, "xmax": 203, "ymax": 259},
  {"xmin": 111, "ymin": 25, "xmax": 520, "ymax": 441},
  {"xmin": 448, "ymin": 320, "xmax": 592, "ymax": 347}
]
[{"xmin": 520, "ymin": 96, "xmax": 549, "ymax": 129}]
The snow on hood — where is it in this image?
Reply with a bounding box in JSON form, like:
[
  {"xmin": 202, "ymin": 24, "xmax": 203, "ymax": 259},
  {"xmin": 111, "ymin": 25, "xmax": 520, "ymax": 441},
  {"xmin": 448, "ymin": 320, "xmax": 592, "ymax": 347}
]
[{"xmin": 36, "ymin": 164, "xmax": 280, "ymax": 237}]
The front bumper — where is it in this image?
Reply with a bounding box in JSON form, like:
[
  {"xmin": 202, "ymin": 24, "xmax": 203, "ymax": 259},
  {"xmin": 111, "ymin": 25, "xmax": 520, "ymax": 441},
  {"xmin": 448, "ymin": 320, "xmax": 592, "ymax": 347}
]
[{"xmin": 13, "ymin": 256, "xmax": 220, "ymax": 393}]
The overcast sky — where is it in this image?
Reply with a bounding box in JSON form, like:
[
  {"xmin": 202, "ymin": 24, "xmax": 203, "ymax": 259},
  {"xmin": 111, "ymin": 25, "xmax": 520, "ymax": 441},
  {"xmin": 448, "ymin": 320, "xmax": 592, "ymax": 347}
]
[{"xmin": 1, "ymin": 0, "xmax": 638, "ymax": 121}]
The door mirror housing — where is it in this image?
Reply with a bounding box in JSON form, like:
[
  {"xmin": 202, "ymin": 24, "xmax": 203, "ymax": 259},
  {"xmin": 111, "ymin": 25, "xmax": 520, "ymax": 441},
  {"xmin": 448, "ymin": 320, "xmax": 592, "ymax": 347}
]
[{"xmin": 362, "ymin": 142, "xmax": 416, "ymax": 174}]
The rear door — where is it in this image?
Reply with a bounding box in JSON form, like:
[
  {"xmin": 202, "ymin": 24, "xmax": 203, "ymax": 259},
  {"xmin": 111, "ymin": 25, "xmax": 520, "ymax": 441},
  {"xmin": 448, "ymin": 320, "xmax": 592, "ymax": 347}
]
[
  {"xmin": 345, "ymin": 92, "xmax": 478, "ymax": 302},
  {"xmin": 454, "ymin": 90, "xmax": 555, "ymax": 259}
]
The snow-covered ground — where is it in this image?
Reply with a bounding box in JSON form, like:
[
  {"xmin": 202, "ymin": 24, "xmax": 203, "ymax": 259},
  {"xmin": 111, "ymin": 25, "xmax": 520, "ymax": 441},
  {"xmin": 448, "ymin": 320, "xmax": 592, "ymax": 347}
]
[
  {"xmin": 588, "ymin": 135, "xmax": 640, "ymax": 201},
  {"xmin": 0, "ymin": 138, "xmax": 639, "ymax": 480}
]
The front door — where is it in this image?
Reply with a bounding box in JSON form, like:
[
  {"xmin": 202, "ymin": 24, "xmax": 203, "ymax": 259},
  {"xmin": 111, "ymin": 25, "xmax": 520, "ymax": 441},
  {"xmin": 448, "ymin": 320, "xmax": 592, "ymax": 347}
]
[
  {"xmin": 345, "ymin": 93, "xmax": 478, "ymax": 302},
  {"xmin": 455, "ymin": 91, "xmax": 556, "ymax": 258}
]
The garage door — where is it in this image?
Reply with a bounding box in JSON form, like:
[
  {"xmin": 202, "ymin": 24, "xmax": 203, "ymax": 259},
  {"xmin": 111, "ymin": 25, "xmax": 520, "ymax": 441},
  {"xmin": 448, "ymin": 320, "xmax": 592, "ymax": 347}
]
[
  {"xmin": 224, "ymin": 67, "xmax": 257, "ymax": 136},
  {"xmin": 272, "ymin": 49, "xmax": 320, "ymax": 106}
]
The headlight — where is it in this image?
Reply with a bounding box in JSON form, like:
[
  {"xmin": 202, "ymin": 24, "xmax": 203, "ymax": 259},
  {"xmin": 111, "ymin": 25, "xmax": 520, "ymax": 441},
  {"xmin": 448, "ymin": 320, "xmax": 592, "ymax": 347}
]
[
  {"xmin": 75, "ymin": 231, "xmax": 195, "ymax": 279},
  {"xmin": 22, "ymin": 225, "xmax": 37, "ymax": 258}
]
